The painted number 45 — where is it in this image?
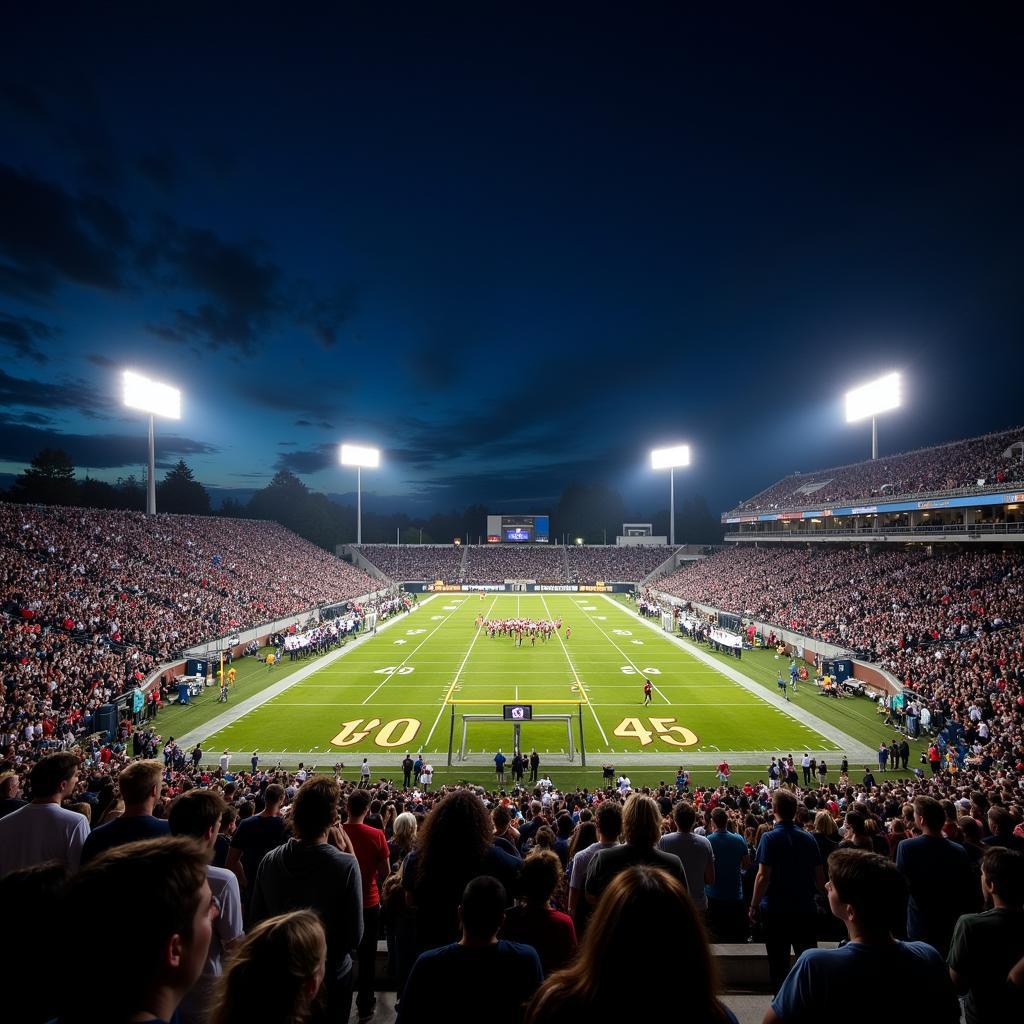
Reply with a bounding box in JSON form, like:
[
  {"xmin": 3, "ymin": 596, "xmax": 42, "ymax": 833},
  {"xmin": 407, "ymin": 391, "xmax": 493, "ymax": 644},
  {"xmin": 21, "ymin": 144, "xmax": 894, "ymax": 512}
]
[{"xmin": 612, "ymin": 717, "xmax": 698, "ymax": 747}]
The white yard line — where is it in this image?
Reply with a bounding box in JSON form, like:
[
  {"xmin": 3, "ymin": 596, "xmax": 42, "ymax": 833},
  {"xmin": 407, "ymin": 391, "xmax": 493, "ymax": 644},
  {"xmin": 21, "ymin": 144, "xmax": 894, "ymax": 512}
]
[
  {"xmin": 174, "ymin": 595, "xmax": 440, "ymax": 749},
  {"xmin": 361, "ymin": 601, "xmax": 463, "ymax": 704},
  {"xmin": 541, "ymin": 594, "xmax": 609, "ymax": 745},
  {"xmin": 604, "ymin": 594, "xmax": 874, "ymax": 761},
  {"xmin": 423, "ymin": 595, "xmax": 500, "ymax": 747},
  {"xmin": 573, "ymin": 601, "xmax": 671, "ymax": 703}
]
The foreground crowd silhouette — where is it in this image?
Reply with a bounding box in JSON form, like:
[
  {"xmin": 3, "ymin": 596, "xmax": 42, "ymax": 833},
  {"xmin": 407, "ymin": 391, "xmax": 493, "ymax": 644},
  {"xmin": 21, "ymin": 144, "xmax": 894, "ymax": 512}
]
[{"xmin": 0, "ymin": 751, "xmax": 1022, "ymax": 1024}]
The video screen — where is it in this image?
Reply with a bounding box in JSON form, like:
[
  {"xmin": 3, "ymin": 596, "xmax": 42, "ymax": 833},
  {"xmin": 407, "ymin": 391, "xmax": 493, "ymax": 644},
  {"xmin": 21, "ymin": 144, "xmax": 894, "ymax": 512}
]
[{"xmin": 505, "ymin": 527, "xmax": 530, "ymax": 542}]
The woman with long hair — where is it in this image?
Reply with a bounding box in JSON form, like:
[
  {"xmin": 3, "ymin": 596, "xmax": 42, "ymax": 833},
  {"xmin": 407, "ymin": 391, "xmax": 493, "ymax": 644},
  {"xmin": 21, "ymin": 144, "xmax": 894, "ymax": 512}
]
[
  {"xmin": 525, "ymin": 866, "xmax": 736, "ymax": 1024},
  {"xmin": 210, "ymin": 911, "xmax": 326, "ymax": 1024},
  {"xmin": 501, "ymin": 849, "xmax": 577, "ymax": 973},
  {"xmin": 402, "ymin": 789, "xmax": 520, "ymax": 954}
]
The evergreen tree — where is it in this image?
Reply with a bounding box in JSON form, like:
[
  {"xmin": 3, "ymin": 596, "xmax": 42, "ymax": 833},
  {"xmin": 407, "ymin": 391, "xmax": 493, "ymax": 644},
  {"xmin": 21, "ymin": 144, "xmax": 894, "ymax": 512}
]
[
  {"xmin": 10, "ymin": 449, "xmax": 78, "ymax": 507},
  {"xmin": 155, "ymin": 460, "xmax": 212, "ymax": 515}
]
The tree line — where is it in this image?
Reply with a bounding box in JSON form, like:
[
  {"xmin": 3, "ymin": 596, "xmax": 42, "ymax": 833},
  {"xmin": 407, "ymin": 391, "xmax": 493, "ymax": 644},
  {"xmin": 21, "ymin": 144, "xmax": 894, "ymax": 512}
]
[{"xmin": 2, "ymin": 448, "xmax": 723, "ymax": 549}]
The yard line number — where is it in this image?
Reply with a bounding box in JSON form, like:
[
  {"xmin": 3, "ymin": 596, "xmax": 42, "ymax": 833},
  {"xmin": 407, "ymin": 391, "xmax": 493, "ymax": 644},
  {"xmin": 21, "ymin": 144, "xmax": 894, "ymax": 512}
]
[
  {"xmin": 612, "ymin": 717, "xmax": 699, "ymax": 747},
  {"xmin": 331, "ymin": 717, "xmax": 421, "ymax": 747}
]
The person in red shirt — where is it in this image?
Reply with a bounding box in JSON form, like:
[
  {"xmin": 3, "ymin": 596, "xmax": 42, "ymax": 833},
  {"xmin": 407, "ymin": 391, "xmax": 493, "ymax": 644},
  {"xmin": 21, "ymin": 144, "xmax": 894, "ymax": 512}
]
[
  {"xmin": 343, "ymin": 787, "xmax": 391, "ymax": 1021},
  {"xmin": 500, "ymin": 849, "xmax": 577, "ymax": 974},
  {"xmin": 643, "ymin": 680, "xmax": 653, "ymax": 706}
]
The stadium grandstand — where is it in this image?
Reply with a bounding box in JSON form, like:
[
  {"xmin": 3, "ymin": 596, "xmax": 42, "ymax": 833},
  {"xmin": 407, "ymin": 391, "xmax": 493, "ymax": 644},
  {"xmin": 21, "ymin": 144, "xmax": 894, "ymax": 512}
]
[
  {"xmin": 723, "ymin": 424, "xmax": 1024, "ymax": 542},
  {"xmin": 2, "ymin": 489, "xmax": 1024, "ymax": 1023},
  {"xmin": 356, "ymin": 543, "xmax": 676, "ymax": 585}
]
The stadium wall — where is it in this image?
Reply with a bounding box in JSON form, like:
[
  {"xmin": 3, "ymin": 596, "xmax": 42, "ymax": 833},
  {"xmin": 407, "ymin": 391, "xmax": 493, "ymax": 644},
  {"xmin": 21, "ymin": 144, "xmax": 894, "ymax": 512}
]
[{"xmin": 650, "ymin": 590, "xmax": 901, "ymax": 696}]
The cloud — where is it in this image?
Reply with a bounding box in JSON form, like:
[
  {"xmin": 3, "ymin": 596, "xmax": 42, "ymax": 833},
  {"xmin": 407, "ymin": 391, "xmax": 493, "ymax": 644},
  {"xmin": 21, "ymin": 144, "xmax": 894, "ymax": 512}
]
[
  {"xmin": 294, "ymin": 419, "xmax": 335, "ymax": 430},
  {"xmin": 145, "ymin": 226, "xmax": 281, "ymax": 355},
  {"xmin": 274, "ymin": 444, "xmax": 338, "ymax": 476},
  {"xmin": 0, "ymin": 367, "xmax": 109, "ymax": 418},
  {"xmin": 86, "ymin": 353, "xmax": 118, "ymax": 368},
  {"xmin": 0, "ymin": 412, "xmax": 218, "ymax": 468},
  {"xmin": 0, "ymin": 311, "xmax": 60, "ymax": 362},
  {"xmin": 137, "ymin": 151, "xmax": 181, "ymax": 193},
  {"xmin": 0, "ymin": 163, "xmax": 127, "ymax": 300}
]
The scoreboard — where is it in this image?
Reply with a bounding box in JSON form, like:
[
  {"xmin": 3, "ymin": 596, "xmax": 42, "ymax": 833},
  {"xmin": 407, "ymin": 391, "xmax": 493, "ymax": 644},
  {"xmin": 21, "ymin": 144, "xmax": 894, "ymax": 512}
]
[{"xmin": 486, "ymin": 514, "xmax": 550, "ymax": 543}]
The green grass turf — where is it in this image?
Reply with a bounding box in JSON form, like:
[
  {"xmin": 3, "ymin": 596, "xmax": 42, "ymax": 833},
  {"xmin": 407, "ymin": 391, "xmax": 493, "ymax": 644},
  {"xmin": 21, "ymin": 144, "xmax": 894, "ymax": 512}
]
[{"xmin": 192, "ymin": 594, "xmax": 871, "ymax": 765}]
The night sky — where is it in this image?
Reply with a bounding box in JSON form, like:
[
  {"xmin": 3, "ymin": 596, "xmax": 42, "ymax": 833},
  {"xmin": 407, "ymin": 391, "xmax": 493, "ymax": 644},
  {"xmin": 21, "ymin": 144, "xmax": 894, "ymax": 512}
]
[{"xmin": 2, "ymin": 5, "xmax": 1022, "ymax": 518}]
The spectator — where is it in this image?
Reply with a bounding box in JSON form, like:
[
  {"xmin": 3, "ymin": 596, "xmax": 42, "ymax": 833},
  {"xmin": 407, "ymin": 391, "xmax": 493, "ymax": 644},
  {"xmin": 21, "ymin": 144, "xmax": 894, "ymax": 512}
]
[
  {"xmin": 0, "ymin": 752, "xmax": 88, "ymax": 877},
  {"xmin": 501, "ymin": 849, "xmax": 578, "ymax": 973},
  {"xmin": 750, "ymin": 789, "xmax": 824, "ymax": 994},
  {"xmin": 895, "ymin": 795, "xmax": 977, "ymax": 956},
  {"xmin": 0, "ymin": 862, "xmax": 68, "ymax": 1023},
  {"xmin": 567, "ymin": 800, "xmax": 621, "ymax": 933},
  {"xmin": 705, "ymin": 806, "xmax": 752, "ymax": 942},
  {"xmin": 983, "ymin": 806, "xmax": 1024, "ymax": 852},
  {"xmin": 764, "ymin": 849, "xmax": 960, "ymax": 1024},
  {"xmin": 0, "ymin": 770, "xmax": 26, "ymax": 819},
  {"xmin": 81, "ymin": 759, "xmax": 170, "ymax": 865},
  {"xmin": 399, "ymin": 876, "xmax": 543, "ymax": 1024},
  {"xmin": 58, "ymin": 837, "xmax": 216, "ymax": 1024},
  {"xmin": 342, "ymin": 787, "xmax": 391, "ymax": 1022},
  {"xmin": 210, "ymin": 910, "xmax": 327, "ymax": 1024},
  {"xmin": 169, "ymin": 788, "xmax": 245, "ymax": 1024},
  {"xmin": 526, "ymin": 865, "xmax": 737, "ymax": 1024},
  {"xmin": 948, "ymin": 847, "xmax": 1024, "ymax": 1024},
  {"xmin": 585, "ymin": 794, "xmax": 685, "ymax": 903},
  {"xmin": 250, "ymin": 777, "xmax": 364, "ymax": 1024},
  {"xmin": 658, "ymin": 801, "xmax": 715, "ymax": 913},
  {"xmin": 227, "ymin": 782, "xmax": 287, "ymax": 908},
  {"xmin": 388, "ymin": 810, "xmax": 418, "ymax": 872},
  {"xmin": 402, "ymin": 789, "xmax": 522, "ymax": 955}
]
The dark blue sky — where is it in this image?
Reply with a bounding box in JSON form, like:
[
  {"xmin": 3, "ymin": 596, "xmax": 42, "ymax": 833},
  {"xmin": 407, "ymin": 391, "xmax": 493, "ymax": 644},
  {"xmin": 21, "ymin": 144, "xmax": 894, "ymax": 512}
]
[{"xmin": 2, "ymin": 4, "xmax": 1022, "ymax": 516}]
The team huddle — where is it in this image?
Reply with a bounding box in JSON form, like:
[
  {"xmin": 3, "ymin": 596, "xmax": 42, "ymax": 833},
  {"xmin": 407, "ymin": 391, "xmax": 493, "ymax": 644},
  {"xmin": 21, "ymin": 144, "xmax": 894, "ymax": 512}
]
[{"xmin": 478, "ymin": 616, "xmax": 569, "ymax": 646}]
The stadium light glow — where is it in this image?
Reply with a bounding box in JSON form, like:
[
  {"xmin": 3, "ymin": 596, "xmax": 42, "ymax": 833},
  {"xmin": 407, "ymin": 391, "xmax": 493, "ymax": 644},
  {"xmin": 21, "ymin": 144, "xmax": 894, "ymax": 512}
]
[
  {"xmin": 650, "ymin": 445, "xmax": 691, "ymax": 470},
  {"xmin": 123, "ymin": 370, "xmax": 181, "ymax": 419},
  {"xmin": 650, "ymin": 445, "xmax": 691, "ymax": 547},
  {"xmin": 340, "ymin": 443, "xmax": 380, "ymax": 468},
  {"xmin": 845, "ymin": 372, "xmax": 901, "ymax": 460},
  {"xmin": 340, "ymin": 443, "xmax": 380, "ymax": 544},
  {"xmin": 122, "ymin": 371, "xmax": 182, "ymax": 516},
  {"xmin": 845, "ymin": 372, "xmax": 900, "ymax": 423}
]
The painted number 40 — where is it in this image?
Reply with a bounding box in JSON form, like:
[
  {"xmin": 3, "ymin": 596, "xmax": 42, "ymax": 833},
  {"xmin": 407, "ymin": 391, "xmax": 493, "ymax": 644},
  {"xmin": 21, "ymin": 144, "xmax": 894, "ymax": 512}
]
[
  {"xmin": 331, "ymin": 717, "xmax": 421, "ymax": 747},
  {"xmin": 612, "ymin": 717, "xmax": 698, "ymax": 747}
]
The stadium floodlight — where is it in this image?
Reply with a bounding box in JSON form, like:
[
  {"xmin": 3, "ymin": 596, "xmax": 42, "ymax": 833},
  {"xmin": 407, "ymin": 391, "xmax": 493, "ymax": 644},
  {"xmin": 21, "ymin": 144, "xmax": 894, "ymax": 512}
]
[
  {"xmin": 650, "ymin": 445, "xmax": 691, "ymax": 547},
  {"xmin": 845, "ymin": 372, "xmax": 901, "ymax": 460},
  {"xmin": 122, "ymin": 371, "xmax": 181, "ymax": 515},
  {"xmin": 340, "ymin": 444, "xmax": 380, "ymax": 545}
]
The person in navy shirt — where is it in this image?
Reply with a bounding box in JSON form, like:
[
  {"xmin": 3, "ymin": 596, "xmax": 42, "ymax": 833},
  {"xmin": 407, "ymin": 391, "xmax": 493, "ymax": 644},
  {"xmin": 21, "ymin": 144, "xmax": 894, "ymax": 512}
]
[
  {"xmin": 706, "ymin": 807, "xmax": 752, "ymax": 942},
  {"xmin": 764, "ymin": 849, "xmax": 959, "ymax": 1024},
  {"xmin": 399, "ymin": 876, "xmax": 542, "ymax": 1024},
  {"xmin": 895, "ymin": 795, "xmax": 976, "ymax": 956},
  {"xmin": 750, "ymin": 789, "xmax": 823, "ymax": 994},
  {"xmin": 80, "ymin": 760, "xmax": 169, "ymax": 865}
]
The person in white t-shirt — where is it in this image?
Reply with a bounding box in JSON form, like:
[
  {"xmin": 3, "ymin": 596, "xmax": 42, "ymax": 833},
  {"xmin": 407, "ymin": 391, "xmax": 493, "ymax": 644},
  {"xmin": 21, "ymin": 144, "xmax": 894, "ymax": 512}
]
[
  {"xmin": 169, "ymin": 789, "xmax": 244, "ymax": 1024},
  {"xmin": 617, "ymin": 775, "xmax": 631, "ymax": 795},
  {"xmin": 0, "ymin": 752, "xmax": 89, "ymax": 878},
  {"xmin": 219, "ymin": 750, "xmax": 230, "ymax": 774},
  {"xmin": 420, "ymin": 764, "xmax": 433, "ymax": 790}
]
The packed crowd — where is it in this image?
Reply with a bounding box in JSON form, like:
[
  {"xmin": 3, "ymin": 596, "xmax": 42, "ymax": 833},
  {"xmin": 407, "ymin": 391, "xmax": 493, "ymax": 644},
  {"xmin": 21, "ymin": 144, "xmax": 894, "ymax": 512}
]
[
  {"xmin": 659, "ymin": 546, "xmax": 1024, "ymax": 777},
  {"xmin": 359, "ymin": 543, "xmax": 676, "ymax": 584},
  {"xmin": 564, "ymin": 545, "xmax": 671, "ymax": 583},
  {"xmin": 729, "ymin": 424, "xmax": 1024, "ymax": 514},
  {"xmin": 358, "ymin": 545, "xmax": 465, "ymax": 583},
  {"xmin": 0, "ymin": 503, "xmax": 376, "ymax": 780},
  {"xmin": 0, "ymin": 753, "xmax": 1021, "ymax": 1024}
]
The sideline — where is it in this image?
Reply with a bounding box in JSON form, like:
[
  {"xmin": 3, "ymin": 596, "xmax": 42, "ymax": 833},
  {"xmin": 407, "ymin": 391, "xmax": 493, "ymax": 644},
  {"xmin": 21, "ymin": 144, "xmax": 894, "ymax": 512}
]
[
  {"xmin": 602, "ymin": 594, "xmax": 876, "ymax": 763},
  {"xmin": 174, "ymin": 595, "xmax": 441, "ymax": 750}
]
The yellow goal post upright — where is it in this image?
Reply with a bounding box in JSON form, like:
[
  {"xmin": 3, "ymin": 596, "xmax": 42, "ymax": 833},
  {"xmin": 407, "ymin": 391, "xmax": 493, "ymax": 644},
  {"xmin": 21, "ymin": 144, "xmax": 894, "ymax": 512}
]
[{"xmin": 446, "ymin": 699, "xmax": 586, "ymax": 767}]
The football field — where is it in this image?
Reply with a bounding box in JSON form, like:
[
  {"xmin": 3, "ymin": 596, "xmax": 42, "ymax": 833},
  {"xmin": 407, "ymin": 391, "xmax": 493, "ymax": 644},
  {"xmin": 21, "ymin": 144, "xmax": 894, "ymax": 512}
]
[{"xmin": 180, "ymin": 594, "xmax": 870, "ymax": 767}]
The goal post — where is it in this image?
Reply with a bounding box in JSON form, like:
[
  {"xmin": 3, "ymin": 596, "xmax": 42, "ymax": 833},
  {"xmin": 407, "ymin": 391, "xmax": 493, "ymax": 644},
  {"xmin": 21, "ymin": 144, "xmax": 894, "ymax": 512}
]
[{"xmin": 446, "ymin": 700, "xmax": 585, "ymax": 768}]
